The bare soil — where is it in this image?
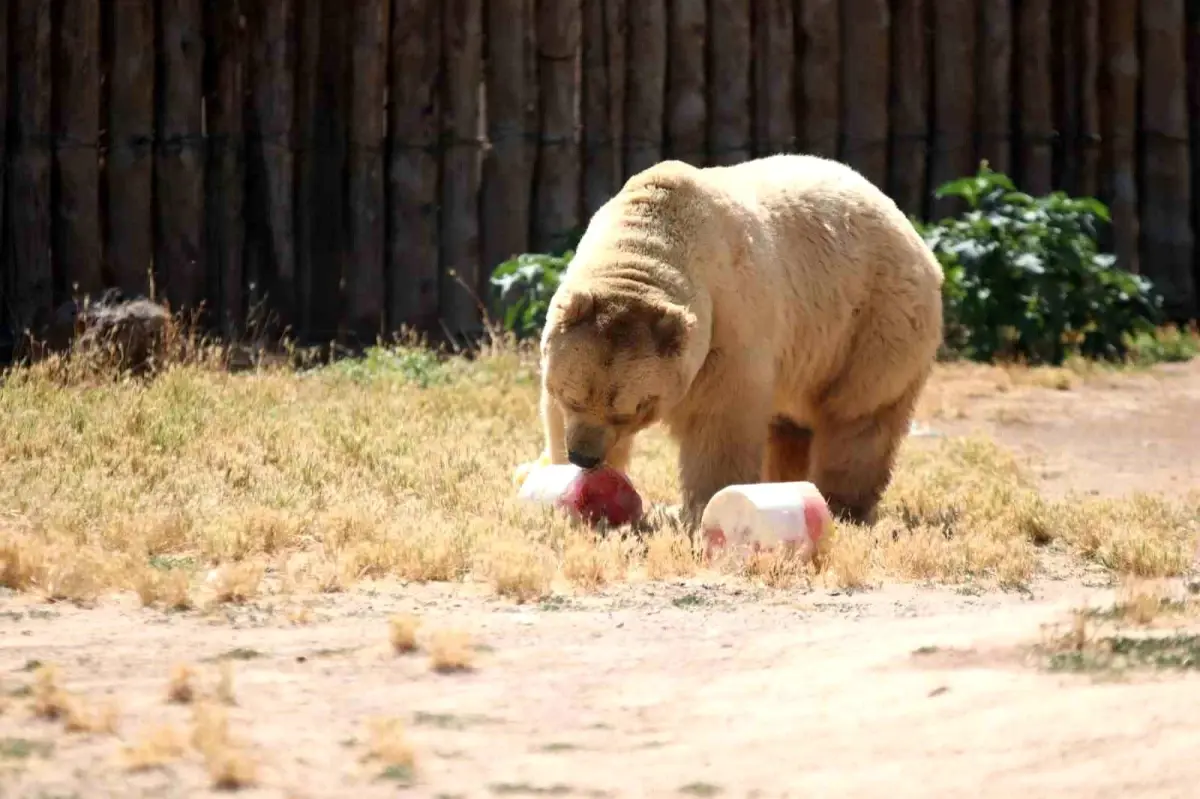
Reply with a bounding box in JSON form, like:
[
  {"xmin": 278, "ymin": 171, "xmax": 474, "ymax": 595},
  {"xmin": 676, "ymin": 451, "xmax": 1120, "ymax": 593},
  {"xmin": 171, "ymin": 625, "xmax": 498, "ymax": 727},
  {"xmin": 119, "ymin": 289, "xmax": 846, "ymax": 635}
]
[{"xmin": 3, "ymin": 360, "xmax": 1200, "ymax": 799}]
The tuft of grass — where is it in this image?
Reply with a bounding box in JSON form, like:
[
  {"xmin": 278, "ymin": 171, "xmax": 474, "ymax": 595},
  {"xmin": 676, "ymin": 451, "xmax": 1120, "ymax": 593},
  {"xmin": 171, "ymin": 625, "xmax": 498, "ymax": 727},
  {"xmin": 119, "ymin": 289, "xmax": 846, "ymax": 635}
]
[
  {"xmin": 167, "ymin": 663, "xmax": 196, "ymax": 704},
  {"xmin": 121, "ymin": 723, "xmax": 188, "ymax": 772},
  {"xmin": 191, "ymin": 703, "xmax": 258, "ymax": 790},
  {"xmin": 429, "ymin": 630, "xmax": 476, "ymax": 674},
  {"xmin": 389, "ymin": 613, "xmax": 421, "ymax": 654},
  {"xmin": 362, "ymin": 716, "xmax": 417, "ymax": 784},
  {"xmin": 30, "ymin": 663, "xmax": 119, "ymax": 735}
]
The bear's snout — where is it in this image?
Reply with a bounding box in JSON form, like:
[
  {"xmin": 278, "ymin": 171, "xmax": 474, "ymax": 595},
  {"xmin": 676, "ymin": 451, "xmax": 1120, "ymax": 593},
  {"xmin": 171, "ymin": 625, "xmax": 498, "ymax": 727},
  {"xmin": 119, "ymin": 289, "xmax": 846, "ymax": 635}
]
[
  {"xmin": 565, "ymin": 422, "xmax": 609, "ymax": 469},
  {"xmin": 567, "ymin": 450, "xmax": 602, "ymax": 470}
]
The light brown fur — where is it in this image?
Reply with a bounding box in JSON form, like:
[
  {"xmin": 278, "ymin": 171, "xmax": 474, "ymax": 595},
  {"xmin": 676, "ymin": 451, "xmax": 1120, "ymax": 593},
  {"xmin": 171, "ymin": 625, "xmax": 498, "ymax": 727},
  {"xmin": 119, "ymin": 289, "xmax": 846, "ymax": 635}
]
[{"xmin": 521, "ymin": 154, "xmax": 944, "ymax": 529}]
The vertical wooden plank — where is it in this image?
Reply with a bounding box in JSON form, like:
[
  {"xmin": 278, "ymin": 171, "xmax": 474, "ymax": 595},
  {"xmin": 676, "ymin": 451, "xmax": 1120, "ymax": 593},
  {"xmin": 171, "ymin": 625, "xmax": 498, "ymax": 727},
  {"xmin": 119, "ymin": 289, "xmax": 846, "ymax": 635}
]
[
  {"xmin": 977, "ymin": 0, "xmax": 1012, "ymax": 176},
  {"xmin": 345, "ymin": 0, "xmax": 388, "ymax": 344},
  {"xmin": 840, "ymin": 0, "xmax": 889, "ymax": 186},
  {"xmin": 798, "ymin": 0, "xmax": 839, "ymax": 160},
  {"xmin": 246, "ymin": 0, "xmax": 296, "ymax": 332},
  {"xmin": 1190, "ymin": 0, "xmax": 1200, "ymax": 310},
  {"xmin": 157, "ymin": 0, "xmax": 207, "ymax": 314},
  {"xmin": 1016, "ymin": 0, "xmax": 1052, "ymax": 196},
  {"xmin": 1140, "ymin": 0, "xmax": 1195, "ymax": 318},
  {"xmin": 929, "ymin": 0, "xmax": 977, "ymax": 215},
  {"xmin": 623, "ymin": 0, "xmax": 666, "ymax": 177},
  {"xmin": 295, "ymin": 0, "xmax": 347, "ymax": 342},
  {"xmin": 441, "ymin": 0, "xmax": 484, "ymax": 334},
  {"xmin": 483, "ymin": 0, "xmax": 533, "ymax": 272},
  {"xmin": 0, "ymin": 0, "xmax": 9, "ymax": 339},
  {"xmin": 603, "ymin": 0, "xmax": 627, "ymax": 188},
  {"xmin": 709, "ymin": 0, "xmax": 750, "ymax": 165},
  {"xmin": 1077, "ymin": 0, "xmax": 1101, "ymax": 199},
  {"xmin": 1053, "ymin": 0, "xmax": 1079, "ymax": 191},
  {"xmin": 751, "ymin": 0, "xmax": 794, "ymax": 158},
  {"xmin": 664, "ymin": 0, "xmax": 705, "ymax": 164},
  {"xmin": 888, "ymin": 0, "xmax": 928, "ymax": 217},
  {"xmin": 581, "ymin": 0, "xmax": 623, "ymax": 216},
  {"xmin": 9, "ymin": 0, "xmax": 52, "ymax": 332},
  {"xmin": 108, "ymin": 0, "xmax": 154, "ymax": 297},
  {"xmin": 1099, "ymin": 0, "xmax": 1139, "ymax": 275},
  {"xmin": 531, "ymin": 0, "xmax": 581, "ymax": 253},
  {"xmin": 387, "ymin": 0, "xmax": 441, "ymax": 335},
  {"xmin": 56, "ymin": 0, "xmax": 103, "ymax": 299},
  {"xmin": 205, "ymin": 0, "xmax": 246, "ymax": 338}
]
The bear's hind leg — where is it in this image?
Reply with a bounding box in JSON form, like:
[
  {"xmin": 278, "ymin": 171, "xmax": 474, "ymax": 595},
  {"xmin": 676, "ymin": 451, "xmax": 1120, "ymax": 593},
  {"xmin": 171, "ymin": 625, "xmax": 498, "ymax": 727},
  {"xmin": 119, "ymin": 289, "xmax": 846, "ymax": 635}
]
[
  {"xmin": 762, "ymin": 415, "xmax": 814, "ymax": 483},
  {"xmin": 809, "ymin": 381, "xmax": 923, "ymax": 525}
]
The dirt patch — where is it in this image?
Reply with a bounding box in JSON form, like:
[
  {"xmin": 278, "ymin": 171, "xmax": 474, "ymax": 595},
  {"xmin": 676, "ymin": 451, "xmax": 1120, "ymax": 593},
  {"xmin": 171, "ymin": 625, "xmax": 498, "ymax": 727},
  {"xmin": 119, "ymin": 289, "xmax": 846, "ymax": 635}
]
[{"xmin": 1, "ymin": 361, "xmax": 1199, "ymax": 797}]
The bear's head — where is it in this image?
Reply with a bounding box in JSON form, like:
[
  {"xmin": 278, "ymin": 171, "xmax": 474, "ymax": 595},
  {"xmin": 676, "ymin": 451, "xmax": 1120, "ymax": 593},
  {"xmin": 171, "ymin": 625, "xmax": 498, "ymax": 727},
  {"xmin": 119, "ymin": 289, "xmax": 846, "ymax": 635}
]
[{"xmin": 539, "ymin": 288, "xmax": 701, "ymax": 470}]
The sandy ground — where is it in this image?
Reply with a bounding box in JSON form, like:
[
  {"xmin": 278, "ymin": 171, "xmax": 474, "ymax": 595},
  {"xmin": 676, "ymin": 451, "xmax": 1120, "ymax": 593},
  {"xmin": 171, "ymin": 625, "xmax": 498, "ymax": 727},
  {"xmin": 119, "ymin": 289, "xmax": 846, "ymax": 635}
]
[{"xmin": 2, "ymin": 360, "xmax": 1200, "ymax": 799}]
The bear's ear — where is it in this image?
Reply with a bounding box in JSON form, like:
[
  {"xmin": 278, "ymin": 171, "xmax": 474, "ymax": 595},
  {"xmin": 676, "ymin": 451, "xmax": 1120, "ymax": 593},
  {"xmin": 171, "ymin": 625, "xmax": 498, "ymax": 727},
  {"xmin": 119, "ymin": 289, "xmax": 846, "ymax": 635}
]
[
  {"xmin": 555, "ymin": 290, "xmax": 596, "ymax": 329},
  {"xmin": 650, "ymin": 304, "xmax": 694, "ymax": 357}
]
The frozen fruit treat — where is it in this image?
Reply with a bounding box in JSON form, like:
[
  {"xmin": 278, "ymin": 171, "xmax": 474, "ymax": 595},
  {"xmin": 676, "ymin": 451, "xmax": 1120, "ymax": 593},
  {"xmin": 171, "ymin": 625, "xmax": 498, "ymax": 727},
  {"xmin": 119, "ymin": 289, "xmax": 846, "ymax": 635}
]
[{"xmin": 517, "ymin": 463, "xmax": 644, "ymax": 529}]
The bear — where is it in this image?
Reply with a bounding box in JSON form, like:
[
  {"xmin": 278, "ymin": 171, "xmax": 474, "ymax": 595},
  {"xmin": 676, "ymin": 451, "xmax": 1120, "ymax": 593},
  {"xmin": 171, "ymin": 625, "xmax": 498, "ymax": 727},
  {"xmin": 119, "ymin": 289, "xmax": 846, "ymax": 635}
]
[{"xmin": 517, "ymin": 153, "xmax": 944, "ymax": 531}]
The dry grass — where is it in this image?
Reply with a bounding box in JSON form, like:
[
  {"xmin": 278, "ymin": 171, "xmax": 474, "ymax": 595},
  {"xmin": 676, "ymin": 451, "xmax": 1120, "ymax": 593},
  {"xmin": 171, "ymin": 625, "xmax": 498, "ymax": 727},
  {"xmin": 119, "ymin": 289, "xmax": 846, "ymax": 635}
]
[
  {"xmin": 167, "ymin": 663, "xmax": 196, "ymax": 704},
  {"xmin": 28, "ymin": 663, "xmax": 119, "ymax": 735},
  {"xmin": 0, "ymin": 333, "xmax": 1197, "ymax": 607},
  {"xmin": 191, "ymin": 703, "xmax": 258, "ymax": 789},
  {"xmin": 428, "ymin": 629, "xmax": 476, "ymax": 674},
  {"xmin": 362, "ymin": 716, "xmax": 417, "ymax": 783},
  {"xmin": 389, "ymin": 613, "xmax": 421, "ymax": 654},
  {"xmin": 121, "ymin": 723, "xmax": 188, "ymax": 772}
]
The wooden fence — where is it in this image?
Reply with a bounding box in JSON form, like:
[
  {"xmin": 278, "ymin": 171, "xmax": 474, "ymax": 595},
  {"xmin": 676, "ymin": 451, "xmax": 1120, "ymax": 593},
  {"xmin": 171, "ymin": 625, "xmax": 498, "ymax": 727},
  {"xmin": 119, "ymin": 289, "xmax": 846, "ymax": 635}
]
[{"xmin": 1, "ymin": 0, "xmax": 1199, "ymax": 355}]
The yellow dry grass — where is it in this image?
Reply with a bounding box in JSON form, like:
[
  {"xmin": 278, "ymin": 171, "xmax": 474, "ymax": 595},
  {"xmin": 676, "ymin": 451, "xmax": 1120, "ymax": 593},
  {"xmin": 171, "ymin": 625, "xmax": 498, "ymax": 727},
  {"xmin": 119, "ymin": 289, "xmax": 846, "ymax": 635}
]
[
  {"xmin": 0, "ymin": 332, "xmax": 1197, "ymax": 607},
  {"xmin": 29, "ymin": 663, "xmax": 119, "ymax": 735}
]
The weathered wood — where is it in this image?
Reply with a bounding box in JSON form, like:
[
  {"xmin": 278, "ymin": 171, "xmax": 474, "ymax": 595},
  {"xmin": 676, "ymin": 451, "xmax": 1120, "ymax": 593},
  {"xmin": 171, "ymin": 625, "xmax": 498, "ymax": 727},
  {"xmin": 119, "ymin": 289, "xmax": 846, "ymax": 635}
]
[
  {"xmin": 1053, "ymin": 0, "xmax": 1080, "ymax": 191},
  {"xmin": 1139, "ymin": 0, "xmax": 1195, "ymax": 318},
  {"xmin": 930, "ymin": 0, "xmax": 977, "ymax": 216},
  {"xmin": 441, "ymin": 0, "xmax": 484, "ymax": 334},
  {"xmin": 55, "ymin": 0, "xmax": 102, "ymax": 299},
  {"xmin": 623, "ymin": 0, "xmax": 666, "ymax": 176},
  {"xmin": 1077, "ymin": 0, "xmax": 1101, "ymax": 199},
  {"xmin": 483, "ymin": 0, "xmax": 533, "ymax": 275},
  {"xmin": 751, "ymin": 0, "xmax": 794, "ymax": 158},
  {"xmin": 157, "ymin": 0, "xmax": 207, "ymax": 313},
  {"xmin": 1099, "ymin": 0, "xmax": 1139, "ymax": 275},
  {"xmin": 295, "ymin": 0, "xmax": 348, "ymax": 342},
  {"xmin": 388, "ymin": 0, "xmax": 441, "ymax": 335},
  {"xmin": 665, "ymin": 0, "xmax": 705, "ymax": 164},
  {"xmin": 603, "ymin": 0, "xmax": 627, "ymax": 188},
  {"xmin": 888, "ymin": 0, "xmax": 929, "ymax": 217},
  {"xmin": 1016, "ymin": 0, "xmax": 1052, "ymax": 195},
  {"xmin": 9, "ymin": 0, "xmax": 51, "ymax": 333},
  {"xmin": 1190, "ymin": 0, "xmax": 1200, "ymax": 309},
  {"xmin": 531, "ymin": 0, "xmax": 581, "ymax": 253},
  {"xmin": 840, "ymin": 0, "xmax": 889, "ymax": 187},
  {"xmin": 709, "ymin": 0, "xmax": 750, "ymax": 165},
  {"xmin": 0, "ymin": 0, "xmax": 8, "ymax": 337},
  {"xmin": 798, "ymin": 0, "xmax": 839, "ymax": 160},
  {"xmin": 205, "ymin": 0, "xmax": 247, "ymax": 338},
  {"xmin": 581, "ymin": 0, "xmax": 624, "ymax": 215},
  {"xmin": 246, "ymin": 0, "xmax": 296, "ymax": 333},
  {"xmin": 345, "ymin": 0, "xmax": 388, "ymax": 344},
  {"xmin": 108, "ymin": 0, "xmax": 155, "ymax": 297},
  {"xmin": 977, "ymin": 0, "xmax": 1012, "ymax": 176}
]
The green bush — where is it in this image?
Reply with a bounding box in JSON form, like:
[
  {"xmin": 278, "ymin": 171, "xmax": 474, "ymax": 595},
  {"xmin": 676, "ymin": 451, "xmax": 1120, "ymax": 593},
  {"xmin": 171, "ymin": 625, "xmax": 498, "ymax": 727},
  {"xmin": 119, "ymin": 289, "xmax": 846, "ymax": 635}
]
[
  {"xmin": 918, "ymin": 163, "xmax": 1164, "ymax": 365},
  {"xmin": 488, "ymin": 250, "xmax": 572, "ymax": 340}
]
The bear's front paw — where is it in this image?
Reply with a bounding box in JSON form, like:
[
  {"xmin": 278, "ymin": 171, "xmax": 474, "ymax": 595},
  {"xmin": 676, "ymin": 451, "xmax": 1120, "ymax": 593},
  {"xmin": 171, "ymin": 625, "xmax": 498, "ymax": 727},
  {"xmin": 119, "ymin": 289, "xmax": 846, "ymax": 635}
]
[{"xmin": 512, "ymin": 451, "xmax": 552, "ymax": 489}]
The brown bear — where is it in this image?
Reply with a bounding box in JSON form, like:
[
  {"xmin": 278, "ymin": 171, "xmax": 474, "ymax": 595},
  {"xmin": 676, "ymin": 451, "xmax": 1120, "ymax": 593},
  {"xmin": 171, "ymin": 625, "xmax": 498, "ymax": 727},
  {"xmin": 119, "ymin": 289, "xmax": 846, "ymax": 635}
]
[{"xmin": 517, "ymin": 153, "xmax": 944, "ymax": 530}]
